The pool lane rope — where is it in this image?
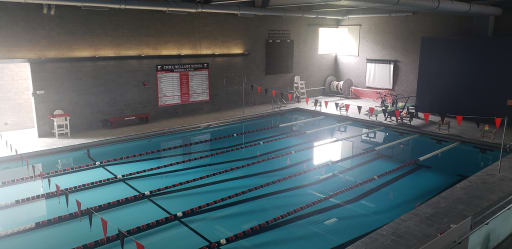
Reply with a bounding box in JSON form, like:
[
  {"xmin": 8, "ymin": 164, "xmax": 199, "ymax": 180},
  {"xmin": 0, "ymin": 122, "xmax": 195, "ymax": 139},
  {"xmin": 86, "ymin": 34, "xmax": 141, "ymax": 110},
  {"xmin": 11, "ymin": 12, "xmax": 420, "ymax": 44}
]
[
  {"xmin": 71, "ymin": 141, "xmax": 458, "ymax": 249},
  {"xmin": 0, "ymin": 117, "xmax": 325, "ymax": 188},
  {"xmin": 0, "ymin": 127, "xmax": 393, "ymax": 239},
  {"xmin": 199, "ymin": 142, "xmax": 460, "ymax": 249},
  {"xmin": 0, "ymin": 121, "xmax": 354, "ymax": 210},
  {"xmin": 0, "ymin": 133, "xmax": 412, "ymax": 241}
]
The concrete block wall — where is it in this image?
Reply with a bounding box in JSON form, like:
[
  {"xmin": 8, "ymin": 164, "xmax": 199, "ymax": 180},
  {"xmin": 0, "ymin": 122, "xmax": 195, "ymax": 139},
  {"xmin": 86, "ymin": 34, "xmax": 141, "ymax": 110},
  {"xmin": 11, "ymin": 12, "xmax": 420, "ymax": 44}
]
[
  {"xmin": 0, "ymin": 3, "xmax": 337, "ymax": 136},
  {"xmin": 335, "ymin": 13, "xmax": 474, "ymax": 99},
  {"xmin": 0, "ymin": 63, "xmax": 35, "ymax": 132}
]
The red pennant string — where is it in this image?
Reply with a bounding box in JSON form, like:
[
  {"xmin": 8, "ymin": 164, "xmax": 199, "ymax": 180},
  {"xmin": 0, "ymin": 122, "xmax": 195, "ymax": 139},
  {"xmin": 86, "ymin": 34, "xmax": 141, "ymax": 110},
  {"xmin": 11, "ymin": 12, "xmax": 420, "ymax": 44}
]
[
  {"xmin": 272, "ymin": 89, "xmax": 276, "ymax": 97},
  {"xmin": 288, "ymin": 93, "xmax": 292, "ymax": 102},
  {"xmin": 305, "ymin": 97, "xmax": 309, "ymax": 105},
  {"xmin": 345, "ymin": 104, "xmax": 350, "ymax": 112},
  {"xmin": 456, "ymin": 116, "xmax": 463, "ymax": 126},
  {"xmin": 101, "ymin": 217, "xmax": 108, "ymax": 238},
  {"xmin": 324, "ymin": 101, "xmax": 328, "ymax": 108},
  {"xmin": 135, "ymin": 240, "xmax": 145, "ymax": 249},
  {"xmin": 424, "ymin": 113, "xmax": 430, "ymax": 124},
  {"xmin": 76, "ymin": 200, "xmax": 81, "ymax": 214},
  {"xmin": 257, "ymin": 86, "xmax": 261, "ymax": 94},
  {"xmin": 394, "ymin": 110, "xmax": 400, "ymax": 120},
  {"xmin": 369, "ymin": 107, "xmax": 375, "ymax": 116},
  {"xmin": 495, "ymin": 117, "xmax": 503, "ymax": 129}
]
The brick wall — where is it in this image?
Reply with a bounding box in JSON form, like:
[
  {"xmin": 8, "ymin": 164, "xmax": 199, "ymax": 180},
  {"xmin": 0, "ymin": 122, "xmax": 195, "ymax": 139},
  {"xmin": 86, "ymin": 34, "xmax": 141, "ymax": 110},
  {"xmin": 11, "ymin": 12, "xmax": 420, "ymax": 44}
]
[{"xmin": 0, "ymin": 63, "xmax": 35, "ymax": 132}]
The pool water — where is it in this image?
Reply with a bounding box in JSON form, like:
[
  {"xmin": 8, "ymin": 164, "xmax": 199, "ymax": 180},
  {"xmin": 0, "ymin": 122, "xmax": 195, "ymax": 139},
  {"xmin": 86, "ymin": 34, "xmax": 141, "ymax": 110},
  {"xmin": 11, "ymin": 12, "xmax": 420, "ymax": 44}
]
[{"xmin": 0, "ymin": 110, "xmax": 500, "ymax": 249}]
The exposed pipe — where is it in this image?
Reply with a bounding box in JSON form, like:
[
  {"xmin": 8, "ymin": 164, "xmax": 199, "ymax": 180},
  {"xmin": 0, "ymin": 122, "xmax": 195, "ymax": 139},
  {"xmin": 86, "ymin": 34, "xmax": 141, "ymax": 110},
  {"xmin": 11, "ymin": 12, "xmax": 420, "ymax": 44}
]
[
  {"xmin": 338, "ymin": 0, "xmax": 502, "ymax": 16},
  {"xmin": 269, "ymin": 0, "xmax": 502, "ymax": 16},
  {"xmin": 0, "ymin": 0, "xmax": 351, "ymax": 19}
]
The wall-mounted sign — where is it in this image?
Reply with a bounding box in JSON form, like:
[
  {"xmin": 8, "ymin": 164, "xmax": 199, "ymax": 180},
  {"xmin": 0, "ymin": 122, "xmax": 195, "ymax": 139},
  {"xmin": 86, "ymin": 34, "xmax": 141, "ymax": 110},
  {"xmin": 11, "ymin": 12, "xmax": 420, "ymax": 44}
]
[{"xmin": 156, "ymin": 63, "xmax": 210, "ymax": 107}]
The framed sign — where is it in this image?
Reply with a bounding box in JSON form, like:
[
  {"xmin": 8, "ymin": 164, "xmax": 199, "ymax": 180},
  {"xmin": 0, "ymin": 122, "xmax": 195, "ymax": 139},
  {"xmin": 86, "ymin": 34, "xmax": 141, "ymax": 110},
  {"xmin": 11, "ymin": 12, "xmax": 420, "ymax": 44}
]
[{"xmin": 156, "ymin": 63, "xmax": 210, "ymax": 107}]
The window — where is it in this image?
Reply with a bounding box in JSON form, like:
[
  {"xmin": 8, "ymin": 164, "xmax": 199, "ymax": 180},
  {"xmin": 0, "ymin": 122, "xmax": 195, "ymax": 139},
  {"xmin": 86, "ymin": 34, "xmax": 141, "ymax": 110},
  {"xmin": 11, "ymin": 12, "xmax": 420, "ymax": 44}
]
[
  {"xmin": 366, "ymin": 60, "xmax": 394, "ymax": 89},
  {"xmin": 318, "ymin": 26, "xmax": 360, "ymax": 56}
]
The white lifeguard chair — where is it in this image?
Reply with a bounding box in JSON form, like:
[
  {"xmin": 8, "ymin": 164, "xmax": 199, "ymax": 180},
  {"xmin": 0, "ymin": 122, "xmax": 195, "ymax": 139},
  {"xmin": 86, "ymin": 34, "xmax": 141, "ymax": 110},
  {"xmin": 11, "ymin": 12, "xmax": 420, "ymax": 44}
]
[{"xmin": 50, "ymin": 110, "xmax": 70, "ymax": 138}]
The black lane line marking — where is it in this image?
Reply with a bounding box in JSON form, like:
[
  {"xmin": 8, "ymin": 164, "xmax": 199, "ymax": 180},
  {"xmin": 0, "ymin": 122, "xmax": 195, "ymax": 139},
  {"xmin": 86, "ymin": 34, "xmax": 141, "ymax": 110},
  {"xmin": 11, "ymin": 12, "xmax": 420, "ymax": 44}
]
[
  {"xmin": 70, "ymin": 154, "xmax": 387, "ymax": 249},
  {"xmin": 86, "ymin": 148, "xmax": 96, "ymax": 163},
  {"xmin": 94, "ymin": 131, "xmax": 293, "ymax": 168},
  {"xmin": 6, "ymin": 130, "xmax": 332, "ymax": 207},
  {"xmin": 99, "ymin": 165, "xmax": 212, "ymax": 244},
  {"xmin": 204, "ymin": 166, "xmax": 424, "ymax": 248}
]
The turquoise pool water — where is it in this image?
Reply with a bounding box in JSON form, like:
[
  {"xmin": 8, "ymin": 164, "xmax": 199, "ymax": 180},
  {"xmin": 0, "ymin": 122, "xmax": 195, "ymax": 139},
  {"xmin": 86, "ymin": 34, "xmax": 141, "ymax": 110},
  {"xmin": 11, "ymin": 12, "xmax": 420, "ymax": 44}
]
[{"xmin": 0, "ymin": 110, "xmax": 500, "ymax": 249}]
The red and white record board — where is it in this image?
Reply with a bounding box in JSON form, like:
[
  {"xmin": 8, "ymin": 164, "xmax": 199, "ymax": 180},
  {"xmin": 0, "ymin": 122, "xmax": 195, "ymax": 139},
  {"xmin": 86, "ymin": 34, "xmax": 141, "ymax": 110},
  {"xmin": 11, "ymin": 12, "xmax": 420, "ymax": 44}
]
[{"xmin": 156, "ymin": 63, "xmax": 210, "ymax": 107}]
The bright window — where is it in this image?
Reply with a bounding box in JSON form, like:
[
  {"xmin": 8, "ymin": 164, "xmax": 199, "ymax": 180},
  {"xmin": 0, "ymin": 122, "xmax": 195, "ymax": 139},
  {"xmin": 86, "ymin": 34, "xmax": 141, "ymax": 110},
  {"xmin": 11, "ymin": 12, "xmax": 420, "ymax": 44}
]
[{"xmin": 318, "ymin": 26, "xmax": 360, "ymax": 56}]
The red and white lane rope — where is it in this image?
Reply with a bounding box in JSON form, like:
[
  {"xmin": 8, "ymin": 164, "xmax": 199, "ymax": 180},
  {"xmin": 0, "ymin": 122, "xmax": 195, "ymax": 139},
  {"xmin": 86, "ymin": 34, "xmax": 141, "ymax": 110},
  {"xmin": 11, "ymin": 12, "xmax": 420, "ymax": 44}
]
[
  {"xmin": 72, "ymin": 139, "xmax": 453, "ymax": 249},
  {"xmin": 0, "ymin": 121, "xmax": 354, "ymax": 210}
]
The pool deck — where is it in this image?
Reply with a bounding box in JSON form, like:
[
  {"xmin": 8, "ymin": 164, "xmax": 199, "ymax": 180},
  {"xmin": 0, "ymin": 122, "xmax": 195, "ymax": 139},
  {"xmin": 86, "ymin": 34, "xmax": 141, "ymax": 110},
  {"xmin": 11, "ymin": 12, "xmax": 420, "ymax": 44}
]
[
  {"xmin": 1, "ymin": 96, "xmax": 509, "ymax": 157},
  {"xmin": 346, "ymin": 153, "xmax": 512, "ymax": 249}
]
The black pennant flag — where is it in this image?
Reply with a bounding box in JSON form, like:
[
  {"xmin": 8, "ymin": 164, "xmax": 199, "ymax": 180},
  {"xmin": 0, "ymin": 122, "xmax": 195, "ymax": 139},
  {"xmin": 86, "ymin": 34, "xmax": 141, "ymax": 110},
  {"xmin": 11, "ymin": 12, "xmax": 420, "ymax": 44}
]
[
  {"xmin": 88, "ymin": 208, "xmax": 93, "ymax": 230},
  {"xmin": 32, "ymin": 165, "xmax": 36, "ymax": 177},
  {"xmin": 48, "ymin": 178, "xmax": 51, "ymax": 189},
  {"xmin": 119, "ymin": 229, "xmax": 126, "ymax": 249},
  {"xmin": 250, "ymin": 84, "xmax": 254, "ymax": 92},
  {"xmin": 440, "ymin": 114, "xmax": 446, "ymax": 124},
  {"xmin": 357, "ymin": 106, "xmax": 362, "ymax": 114},
  {"xmin": 476, "ymin": 120, "xmax": 480, "ymax": 128},
  {"xmin": 264, "ymin": 88, "xmax": 268, "ymax": 95},
  {"xmin": 64, "ymin": 191, "xmax": 70, "ymax": 208},
  {"xmin": 314, "ymin": 99, "xmax": 319, "ymax": 107},
  {"xmin": 335, "ymin": 102, "xmax": 339, "ymax": 111}
]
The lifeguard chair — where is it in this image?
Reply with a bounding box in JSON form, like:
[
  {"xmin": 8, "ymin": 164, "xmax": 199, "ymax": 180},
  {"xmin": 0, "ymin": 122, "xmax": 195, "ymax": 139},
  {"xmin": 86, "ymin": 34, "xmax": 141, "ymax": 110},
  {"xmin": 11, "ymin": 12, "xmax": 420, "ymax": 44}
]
[{"xmin": 49, "ymin": 110, "xmax": 70, "ymax": 138}]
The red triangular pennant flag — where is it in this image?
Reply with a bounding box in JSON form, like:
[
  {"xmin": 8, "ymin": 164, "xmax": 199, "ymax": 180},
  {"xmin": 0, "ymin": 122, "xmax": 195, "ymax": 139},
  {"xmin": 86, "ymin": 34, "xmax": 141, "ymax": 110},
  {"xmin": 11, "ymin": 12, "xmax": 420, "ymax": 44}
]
[
  {"xmin": 357, "ymin": 106, "xmax": 362, "ymax": 114},
  {"xmin": 288, "ymin": 93, "xmax": 292, "ymax": 102},
  {"xmin": 135, "ymin": 240, "xmax": 145, "ymax": 249},
  {"xmin": 456, "ymin": 115, "xmax": 463, "ymax": 126},
  {"xmin": 272, "ymin": 89, "xmax": 276, "ymax": 97},
  {"xmin": 305, "ymin": 97, "xmax": 309, "ymax": 105},
  {"xmin": 495, "ymin": 117, "xmax": 503, "ymax": 129},
  {"xmin": 64, "ymin": 191, "xmax": 70, "ymax": 208},
  {"xmin": 76, "ymin": 200, "xmax": 82, "ymax": 214},
  {"xmin": 369, "ymin": 107, "xmax": 375, "ymax": 117},
  {"xmin": 394, "ymin": 110, "xmax": 400, "ymax": 120},
  {"xmin": 423, "ymin": 113, "xmax": 430, "ymax": 124},
  {"xmin": 88, "ymin": 209, "xmax": 93, "ymax": 230},
  {"xmin": 324, "ymin": 101, "xmax": 328, "ymax": 108},
  {"xmin": 257, "ymin": 86, "xmax": 261, "ymax": 94},
  {"xmin": 101, "ymin": 217, "xmax": 108, "ymax": 238},
  {"xmin": 118, "ymin": 229, "xmax": 126, "ymax": 249},
  {"xmin": 345, "ymin": 104, "xmax": 350, "ymax": 112}
]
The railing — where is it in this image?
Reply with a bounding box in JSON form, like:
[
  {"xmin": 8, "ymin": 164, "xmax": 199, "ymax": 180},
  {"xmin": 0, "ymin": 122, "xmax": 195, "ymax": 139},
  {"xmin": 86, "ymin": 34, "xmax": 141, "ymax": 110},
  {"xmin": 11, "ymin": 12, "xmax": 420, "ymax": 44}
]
[{"xmin": 420, "ymin": 194, "xmax": 512, "ymax": 249}]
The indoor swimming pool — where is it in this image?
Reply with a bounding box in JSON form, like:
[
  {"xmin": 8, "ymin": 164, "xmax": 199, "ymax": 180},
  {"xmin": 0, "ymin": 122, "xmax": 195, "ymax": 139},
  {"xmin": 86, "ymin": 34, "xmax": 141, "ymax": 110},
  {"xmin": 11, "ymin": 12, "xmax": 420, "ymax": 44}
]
[{"xmin": 0, "ymin": 109, "xmax": 501, "ymax": 249}]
